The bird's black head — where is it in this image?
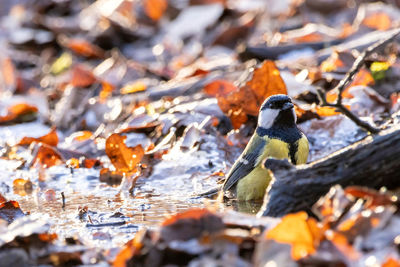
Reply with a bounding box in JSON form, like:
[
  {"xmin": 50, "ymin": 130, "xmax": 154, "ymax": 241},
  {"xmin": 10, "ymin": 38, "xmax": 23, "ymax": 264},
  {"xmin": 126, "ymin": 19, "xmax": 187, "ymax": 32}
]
[{"xmin": 258, "ymin": 94, "xmax": 296, "ymax": 129}]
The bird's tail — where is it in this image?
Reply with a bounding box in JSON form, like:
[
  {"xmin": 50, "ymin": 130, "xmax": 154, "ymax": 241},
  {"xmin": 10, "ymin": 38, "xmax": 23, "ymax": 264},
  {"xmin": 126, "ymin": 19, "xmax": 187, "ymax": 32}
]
[{"xmin": 196, "ymin": 186, "xmax": 221, "ymax": 198}]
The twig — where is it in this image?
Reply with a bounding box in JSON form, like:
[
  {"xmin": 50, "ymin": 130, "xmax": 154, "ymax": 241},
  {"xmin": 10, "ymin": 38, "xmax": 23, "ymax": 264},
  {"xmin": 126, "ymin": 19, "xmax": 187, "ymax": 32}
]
[
  {"xmin": 61, "ymin": 192, "xmax": 65, "ymax": 209},
  {"xmin": 317, "ymin": 28, "xmax": 400, "ymax": 134}
]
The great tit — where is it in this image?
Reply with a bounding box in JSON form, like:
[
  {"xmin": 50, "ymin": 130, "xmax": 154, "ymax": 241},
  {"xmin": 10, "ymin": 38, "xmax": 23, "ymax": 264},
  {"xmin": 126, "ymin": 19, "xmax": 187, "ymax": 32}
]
[{"xmin": 222, "ymin": 94, "xmax": 309, "ymax": 201}]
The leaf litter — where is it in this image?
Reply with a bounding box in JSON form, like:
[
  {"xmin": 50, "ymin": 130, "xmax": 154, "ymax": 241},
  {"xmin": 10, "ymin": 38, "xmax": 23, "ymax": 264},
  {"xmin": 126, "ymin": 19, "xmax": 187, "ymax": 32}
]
[{"xmin": 0, "ymin": 0, "xmax": 399, "ymax": 265}]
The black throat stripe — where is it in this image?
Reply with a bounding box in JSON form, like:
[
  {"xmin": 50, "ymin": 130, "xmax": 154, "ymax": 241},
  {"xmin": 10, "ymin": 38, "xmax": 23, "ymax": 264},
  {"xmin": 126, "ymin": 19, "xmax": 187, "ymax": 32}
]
[{"xmin": 256, "ymin": 126, "xmax": 302, "ymax": 164}]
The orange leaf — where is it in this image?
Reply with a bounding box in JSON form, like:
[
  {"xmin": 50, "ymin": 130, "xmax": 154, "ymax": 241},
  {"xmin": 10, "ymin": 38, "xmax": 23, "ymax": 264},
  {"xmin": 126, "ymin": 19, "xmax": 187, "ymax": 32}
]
[
  {"xmin": 0, "ymin": 103, "xmax": 38, "ymax": 125},
  {"xmin": 0, "ymin": 200, "xmax": 24, "ymax": 223},
  {"xmin": 350, "ymin": 68, "xmax": 375, "ymax": 87},
  {"xmin": 217, "ymin": 60, "xmax": 287, "ymax": 129},
  {"xmin": 326, "ymin": 231, "xmax": 359, "ymax": 260},
  {"xmin": 13, "ymin": 178, "xmax": 33, "ymax": 196},
  {"xmin": 99, "ymin": 168, "xmax": 125, "ymax": 186},
  {"xmin": 67, "ymin": 39, "xmax": 105, "ymax": 58},
  {"xmin": 0, "ymin": 194, "xmax": 6, "ymax": 205},
  {"xmin": 82, "ymin": 158, "xmax": 102, "ymax": 168},
  {"xmin": 100, "ymin": 81, "xmax": 115, "ymax": 100},
  {"xmin": 32, "ymin": 144, "xmax": 63, "ymax": 168},
  {"xmin": 382, "ymin": 257, "xmax": 400, "ymax": 267},
  {"xmin": 18, "ymin": 127, "xmax": 58, "ymax": 147},
  {"xmin": 265, "ymin": 211, "xmax": 322, "ymax": 260},
  {"xmin": 362, "ymin": 12, "xmax": 392, "ymax": 31},
  {"xmin": 66, "ymin": 158, "xmax": 80, "ymax": 169},
  {"xmin": 320, "ymin": 51, "xmax": 345, "ymax": 72},
  {"xmin": 105, "ymin": 134, "xmax": 144, "ymax": 172},
  {"xmin": 162, "ymin": 208, "xmax": 213, "ymax": 226},
  {"xmin": 203, "ymin": 80, "xmax": 237, "ymax": 97},
  {"xmin": 315, "ymin": 106, "xmax": 340, "ymax": 116},
  {"xmin": 69, "ymin": 131, "xmax": 93, "ymax": 142},
  {"xmin": 70, "ymin": 64, "xmax": 97, "ymax": 88},
  {"xmin": 314, "ymin": 106, "xmax": 350, "ymax": 117},
  {"xmin": 143, "ymin": 0, "xmax": 168, "ymax": 21},
  {"xmin": 113, "ymin": 230, "xmax": 146, "ymax": 267},
  {"xmin": 120, "ymin": 81, "xmax": 147, "ymax": 95},
  {"xmin": 294, "ymin": 32, "xmax": 323, "ymax": 43}
]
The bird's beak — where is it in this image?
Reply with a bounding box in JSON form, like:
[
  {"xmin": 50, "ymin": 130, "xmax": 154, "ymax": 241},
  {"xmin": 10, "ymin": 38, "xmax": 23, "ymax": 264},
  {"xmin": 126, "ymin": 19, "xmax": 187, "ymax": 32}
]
[{"xmin": 282, "ymin": 102, "xmax": 294, "ymax": 110}]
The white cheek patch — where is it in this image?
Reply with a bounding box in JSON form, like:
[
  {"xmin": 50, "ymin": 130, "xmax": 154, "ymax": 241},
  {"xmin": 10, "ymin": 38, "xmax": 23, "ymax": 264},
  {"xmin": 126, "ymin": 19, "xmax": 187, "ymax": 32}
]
[{"xmin": 258, "ymin": 108, "xmax": 280, "ymax": 129}]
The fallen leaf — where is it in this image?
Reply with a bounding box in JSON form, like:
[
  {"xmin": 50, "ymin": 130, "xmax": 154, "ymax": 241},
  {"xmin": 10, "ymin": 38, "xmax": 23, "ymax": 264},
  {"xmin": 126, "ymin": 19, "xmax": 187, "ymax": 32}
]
[
  {"xmin": 315, "ymin": 106, "xmax": 341, "ymax": 116},
  {"xmin": 203, "ymin": 80, "xmax": 237, "ymax": 97},
  {"xmin": 105, "ymin": 134, "xmax": 144, "ymax": 172},
  {"xmin": 362, "ymin": 12, "xmax": 392, "ymax": 31},
  {"xmin": 69, "ymin": 131, "xmax": 93, "ymax": 142},
  {"xmin": 120, "ymin": 81, "xmax": 147, "ymax": 95},
  {"xmin": 217, "ymin": 60, "xmax": 287, "ymax": 129},
  {"xmin": 143, "ymin": 0, "xmax": 168, "ymax": 21},
  {"xmin": 31, "ymin": 144, "xmax": 63, "ymax": 168},
  {"xmin": 265, "ymin": 211, "xmax": 322, "ymax": 260},
  {"xmin": 0, "ymin": 193, "xmax": 6, "ymax": 204},
  {"xmin": 294, "ymin": 32, "xmax": 323, "ymax": 43},
  {"xmin": 99, "ymin": 168, "xmax": 124, "ymax": 186},
  {"xmin": 161, "ymin": 208, "xmax": 224, "ymax": 242},
  {"xmin": 99, "ymin": 81, "xmax": 115, "ymax": 100},
  {"xmin": 13, "ymin": 178, "xmax": 33, "ymax": 196},
  {"xmin": 67, "ymin": 39, "xmax": 105, "ymax": 58},
  {"xmin": 0, "ymin": 103, "xmax": 38, "ymax": 125},
  {"xmin": 81, "ymin": 158, "xmax": 102, "ymax": 168},
  {"xmin": 70, "ymin": 64, "xmax": 97, "ymax": 88},
  {"xmin": 382, "ymin": 257, "xmax": 400, "ymax": 267},
  {"xmin": 0, "ymin": 200, "xmax": 24, "ymax": 224},
  {"xmin": 344, "ymin": 186, "xmax": 397, "ymax": 208},
  {"xmin": 325, "ymin": 231, "xmax": 360, "ymax": 260},
  {"xmin": 294, "ymin": 105, "xmax": 320, "ymax": 123},
  {"xmin": 18, "ymin": 127, "xmax": 58, "ymax": 147},
  {"xmin": 50, "ymin": 52, "xmax": 72, "ymax": 75},
  {"xmin": 113, "ymin": 229, "xmax": 147, "ymax": 267},
  {"xmin": 66, "ymin": 158, "xmax": 80, "ymax": 168}
]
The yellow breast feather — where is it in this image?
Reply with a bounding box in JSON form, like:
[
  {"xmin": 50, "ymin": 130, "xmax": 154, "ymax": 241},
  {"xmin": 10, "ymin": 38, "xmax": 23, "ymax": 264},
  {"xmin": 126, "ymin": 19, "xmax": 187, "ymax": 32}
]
[
  {"xmin": 295, "ymin": 134, "xmax": 309, "ymax": 164},
  {"xmin": 256, "ymin": 136, "xmax": 290, "ymax": 165}
]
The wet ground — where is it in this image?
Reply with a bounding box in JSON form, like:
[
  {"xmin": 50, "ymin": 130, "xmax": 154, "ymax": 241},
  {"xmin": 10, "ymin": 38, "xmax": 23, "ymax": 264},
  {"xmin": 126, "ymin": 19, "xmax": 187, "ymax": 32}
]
[{"xmin": 0, "ymin": 114, "xmax": 365, "ymax": 250}]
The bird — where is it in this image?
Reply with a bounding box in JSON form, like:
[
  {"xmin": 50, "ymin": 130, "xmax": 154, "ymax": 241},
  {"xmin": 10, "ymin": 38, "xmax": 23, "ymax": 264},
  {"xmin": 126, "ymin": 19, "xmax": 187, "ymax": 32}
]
[{"xmin": 221, "ymin": 94, "xmax": 309, "ymax": 201}]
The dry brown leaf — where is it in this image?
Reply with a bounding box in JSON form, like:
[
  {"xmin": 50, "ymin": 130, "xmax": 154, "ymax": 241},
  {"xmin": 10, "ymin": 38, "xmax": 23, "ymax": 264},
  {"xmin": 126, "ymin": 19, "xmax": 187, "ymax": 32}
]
[
  {"xmin": 326, "ymin": 231, "xmax": 360, "ymax": 260},
  {"xmin": 67, "ymin": 39, "xmax": 105, "ymax": 58},
  {"xmin": 0, "ymin": 103, "xmax": 38, "ymax": 125},
  {"xmin": 0, "ymin": 200, "xmax": 24, "ymax": 223},
  {"xmin": 82, "ymin": 158, "xmax": 102, "ymax": 168},
  {"xmin": 294, "ymin": 32, "xmax": 323, "ymax": 43},
  {"xmin": 113, "ymin": 230, "xmax": 146, "ymax": 267},
  {"xmin": 265, "ymin": 211, "xmax": 322, "ymax": 260},
  {"xmin": 70, "ymin": 64, "xmax": 97, "ymax": 88},
  {"xmin": 105, "ymin": 134, "xmax": 144, "ymax": 172},
  {"xmin": 203, "ymin": 80, "xmax": 237, "ymax": 97},
  {"xmin": 143, "ymin": 0, "xmax": 168, "ymax": 21},
  {"xmin": 362, "ymin": 12, "xmax": 392, "ymax": 31},
  {"xmin": 99, "ymin": 168, "xmax": 125, "ymax": 186},
  {"xmin": 13, "ymin": 178, "xmax": 33, "ymax": 196},
  {"xmin": 18, "ymin": 127, "xmax": 58, "ymax": 147},
  {"xmin": 32, "ymin": 144, "xmax": 63, "ymax": 168},
  {"xmin": 217, "ymin": 60, "xmax": 287, "ymax": 129}
]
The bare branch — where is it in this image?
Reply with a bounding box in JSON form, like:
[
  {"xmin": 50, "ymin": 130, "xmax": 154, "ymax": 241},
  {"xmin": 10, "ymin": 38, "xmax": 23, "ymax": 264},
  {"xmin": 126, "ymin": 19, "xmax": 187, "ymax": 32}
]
[{"xmin": 318, "ymin": 27, "xmax": 400, "ymax": 134}]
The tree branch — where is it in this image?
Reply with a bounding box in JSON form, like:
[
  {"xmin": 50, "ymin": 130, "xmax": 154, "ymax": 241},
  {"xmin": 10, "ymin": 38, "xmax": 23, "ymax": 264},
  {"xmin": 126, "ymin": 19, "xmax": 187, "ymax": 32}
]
[{"xmin": 317, "ymin": 27, "xmax": 400, "ymax": 134}]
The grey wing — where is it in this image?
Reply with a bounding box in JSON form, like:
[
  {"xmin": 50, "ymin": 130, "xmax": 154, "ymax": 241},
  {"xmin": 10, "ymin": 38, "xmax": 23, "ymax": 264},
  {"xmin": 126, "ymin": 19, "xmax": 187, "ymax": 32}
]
[{"xmin": 223, "ymin": 135, "xmax": 266, "ymax": 191}]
